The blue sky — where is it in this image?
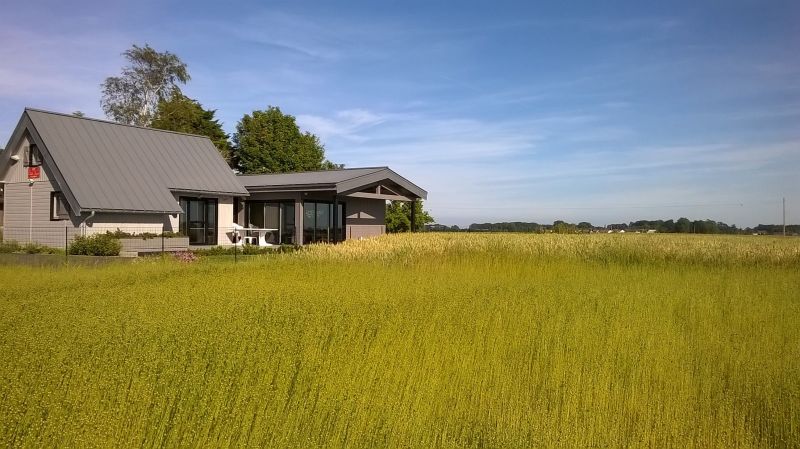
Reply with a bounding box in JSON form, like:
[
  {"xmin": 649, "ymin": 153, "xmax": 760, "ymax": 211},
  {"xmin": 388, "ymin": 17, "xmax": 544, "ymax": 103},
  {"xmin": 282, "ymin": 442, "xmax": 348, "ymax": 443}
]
[{"xmin": 1, "ymin": 1, "xmax": 798, "ymax": 227}]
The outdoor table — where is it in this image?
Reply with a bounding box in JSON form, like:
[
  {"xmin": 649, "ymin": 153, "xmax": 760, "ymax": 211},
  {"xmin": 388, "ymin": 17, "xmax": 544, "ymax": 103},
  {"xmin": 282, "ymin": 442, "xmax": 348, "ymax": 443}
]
[{"xmin": 234, "ymin": 227, "xmax": 279, "ymax": 246}]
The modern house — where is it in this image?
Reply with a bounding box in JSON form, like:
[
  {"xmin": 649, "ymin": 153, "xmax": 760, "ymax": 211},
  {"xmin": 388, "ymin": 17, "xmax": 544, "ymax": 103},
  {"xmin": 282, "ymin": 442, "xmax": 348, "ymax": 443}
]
[{"xmin": 0, "ymin": 108, "xmax": 426, "ymax": 249}]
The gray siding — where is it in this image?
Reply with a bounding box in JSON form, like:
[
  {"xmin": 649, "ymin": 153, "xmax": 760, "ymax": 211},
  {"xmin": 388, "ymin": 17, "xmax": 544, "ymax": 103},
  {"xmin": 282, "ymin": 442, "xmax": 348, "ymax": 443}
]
[
  {"xmin": 2, "ymin": 179, "xmax": 80, "ymax": 247},
  {"xmin": 345, "ymin": 197, "xmax": 386, "ymax": 225},
  {"xmin": 344, "ymin": 197, "xmax": 387, "ymax": 240},
  {"xmin": 1, "ymin": 135, "xmax": 80, "ymax": 247},
  {"xmin": 346, "ymin": 225, "xmax": 385, "ymax": 240}
]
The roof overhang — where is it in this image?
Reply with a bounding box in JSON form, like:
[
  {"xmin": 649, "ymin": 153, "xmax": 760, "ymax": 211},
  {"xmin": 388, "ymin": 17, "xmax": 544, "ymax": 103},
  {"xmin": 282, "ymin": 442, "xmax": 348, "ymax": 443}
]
[
  {"xmin": 78, "ymin": 207, "xmax": 182, "ymax": 215},
  {"xmin": 241, "ymin": 167, "xmax": 427, "ymax": 201},
  {"xmin": 0, "ymin": 112, "xmax": 83, "ymax": 214},
  {"xmin": 169, "ymin": 188, "xmax": 250, "ymax": 198},
  {"xmin": 245, "ymin": 183, "xmax": 337, "ymax": 193},
  {"xmin": 336, "ymin": 168, "xmax": 427, "ymax": 200}
]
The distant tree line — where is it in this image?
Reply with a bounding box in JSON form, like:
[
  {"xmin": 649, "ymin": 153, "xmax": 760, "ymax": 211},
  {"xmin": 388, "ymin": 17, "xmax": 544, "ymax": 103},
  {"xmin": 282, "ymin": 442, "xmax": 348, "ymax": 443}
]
[{"xmin": 427, "ymin": 219, "xmax": 798, "ymax": 235}]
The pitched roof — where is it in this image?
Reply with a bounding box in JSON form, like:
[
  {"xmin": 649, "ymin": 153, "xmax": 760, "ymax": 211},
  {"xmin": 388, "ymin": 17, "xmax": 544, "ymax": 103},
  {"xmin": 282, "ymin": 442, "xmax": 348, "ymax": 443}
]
[
  {"xmin": 2, "ymin": 108, "xmax": 248, "ymax": 214},
  {"xmin": 239, "ymin": 166, "xmax": 427, "ymax": 199}
]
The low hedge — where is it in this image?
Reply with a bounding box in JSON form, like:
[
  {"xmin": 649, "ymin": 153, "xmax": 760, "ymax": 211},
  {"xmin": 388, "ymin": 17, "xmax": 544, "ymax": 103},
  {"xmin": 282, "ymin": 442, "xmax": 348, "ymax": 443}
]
[
  {"xmin": 0, "ymin": 240, "xmax": 62, "ymax": 255},
  {"xmin": 69, "ymin": 234, "xmax": 122, "ymax": 256},
  {"xmin": 105, "ymin": 229, "xmax": 185, "ymax": 240}
]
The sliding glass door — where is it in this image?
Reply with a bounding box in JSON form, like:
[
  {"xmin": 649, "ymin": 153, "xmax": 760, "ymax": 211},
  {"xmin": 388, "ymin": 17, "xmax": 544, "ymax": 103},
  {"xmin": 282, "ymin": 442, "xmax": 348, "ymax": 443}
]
[
  {"xmin": 179, "ymin": 197, "xmax": 218, "ymax": 245},
  {"xmin": 303, "ymin": 202, "xmax": 344, "ymax": 243},
  {"xmin": 245, "ymin": 201, "xmax": 296, "ymax": 244}
]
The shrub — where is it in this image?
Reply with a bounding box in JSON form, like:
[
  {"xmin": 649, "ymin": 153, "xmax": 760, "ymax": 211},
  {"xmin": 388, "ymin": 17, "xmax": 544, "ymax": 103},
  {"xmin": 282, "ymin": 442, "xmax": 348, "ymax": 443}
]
[
  {"xmin": 0, "ymin": 241, "xmax": 61, "ymax": 255},
  {"xmin": 69, "ymin": 234, "xmax": 122, "ymax": 256},
  {"xmin": 105, "ymin": 229, "xmax": 186, "ymax": 240},
  {"xmin": 0, "ymin": 241, "xmax": 21, "ymax": 254},
  {"xmin": 22, "ymin": 243, "xmax": 51, "ymax": 254}
]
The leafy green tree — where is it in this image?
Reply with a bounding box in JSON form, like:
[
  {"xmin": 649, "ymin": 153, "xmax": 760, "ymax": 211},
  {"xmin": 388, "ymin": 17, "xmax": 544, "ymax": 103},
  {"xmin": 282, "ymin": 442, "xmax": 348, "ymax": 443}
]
[
  {"xmin": 231, "ymin": 107, "xmax": 339, "ymax": 174},
  {"xmin": 385, "ymin": 200, "xmax": 434, "ymax": 232},
  {"xmin": 552, "ymin": 220, "xmax": 578, "ymax": 234},
  {"xmin": 692, "ymin": 219, "xmax": 719, "ymax": 234},
  {"xmin": 675, "ymin": 217, "xmax": 692, "ymax": 233},
  {"xmin": 151, "ymin": 93, "xmax": 231, "ymax": 162},
  {"xmin": 101, "ymin": 44, "xmax": 190, "ymax": 126}
]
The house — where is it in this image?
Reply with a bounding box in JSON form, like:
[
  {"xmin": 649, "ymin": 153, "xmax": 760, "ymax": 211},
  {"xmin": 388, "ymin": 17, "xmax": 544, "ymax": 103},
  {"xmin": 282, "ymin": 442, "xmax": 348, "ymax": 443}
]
[
  {"xmin": 238, "ymin": 167, "xmax": 427, "ymax": 244},
  {"xmin": 0, "ymin": 108, "xmax": 427, "ymax": 249}
]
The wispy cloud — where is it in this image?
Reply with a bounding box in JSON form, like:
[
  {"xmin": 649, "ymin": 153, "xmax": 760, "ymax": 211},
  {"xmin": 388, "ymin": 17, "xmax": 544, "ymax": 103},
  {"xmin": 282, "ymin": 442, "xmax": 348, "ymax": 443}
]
[{"xmin": 297, "ymin": 109, "xmax": 388, "ymax": 142}]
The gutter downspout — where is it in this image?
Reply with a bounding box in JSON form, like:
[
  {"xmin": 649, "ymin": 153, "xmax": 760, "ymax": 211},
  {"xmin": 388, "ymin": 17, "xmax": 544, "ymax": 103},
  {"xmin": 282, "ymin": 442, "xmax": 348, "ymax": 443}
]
[{"xmin": 79, "ymin": 211, "xmax": 96, "ymax": 236}]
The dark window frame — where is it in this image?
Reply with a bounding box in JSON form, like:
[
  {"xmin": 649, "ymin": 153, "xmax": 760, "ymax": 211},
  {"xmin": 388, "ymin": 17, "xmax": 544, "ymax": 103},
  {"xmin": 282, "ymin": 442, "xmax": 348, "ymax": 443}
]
[
  {"xmin": 178, "ymin": 197, "xmax": 219, "ymax": 245},
  {"xmin": 26, "ymin": 144, "xmax": 42, "ymax": 167},
  {"xmin": 50, "ymin": 191, "xmax": 70, "ymax": 221},
  {"xmin": 244, "ymin": 199, "xmax": 296, "ymax": 245},
  {"xmin": 302, "ymin": 200, "xmax": 345, "ymax": 244}
]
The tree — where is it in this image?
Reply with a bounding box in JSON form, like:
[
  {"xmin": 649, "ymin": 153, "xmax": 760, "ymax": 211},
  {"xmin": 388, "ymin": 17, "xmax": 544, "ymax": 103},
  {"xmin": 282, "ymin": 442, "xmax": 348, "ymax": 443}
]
[
  {"xmin": 385, "ymin": 200, "xmax": 434, "ymax": 233},
  {"xmin": 150, "ymin": 93, "xmax": 231, "ymax": 162},
  {"xmin": 231, "ymin": 107, "xmax": 340, "ymax": 174},
  {"xmin": 101, "ymin": 44, "xmax": 190, "ymax": 126},
  {"xmin": 675, "ymin": 217, "xmax": 692, "ymax": 233},
  {"xmin": 552, "ymin": 220, "xmax": 578, "ymax": 234}
]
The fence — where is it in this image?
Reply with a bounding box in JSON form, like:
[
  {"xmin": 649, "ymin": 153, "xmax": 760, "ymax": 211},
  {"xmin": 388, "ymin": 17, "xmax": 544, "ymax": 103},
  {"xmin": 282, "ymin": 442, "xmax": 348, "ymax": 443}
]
[
  {"xmin": 0, "ymin": 226, "xmax": 286, "ymax": 259},
  {"xmin": 1, "ymin": 226, "xmax": 191, "ymax": 257}
]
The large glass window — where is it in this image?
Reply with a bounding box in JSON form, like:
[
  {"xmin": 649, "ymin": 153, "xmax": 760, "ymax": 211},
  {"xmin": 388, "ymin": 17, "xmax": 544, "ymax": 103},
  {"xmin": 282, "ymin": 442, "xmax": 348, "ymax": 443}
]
[
  {"xmin": 303, "ymin": 202, "xmax": 344, "ymax": 244},
  {"xmin": 282, "ymin": 203, "xmax": 295, "ymax": 244},
  {"xmin": 179, "ymin": 197, "xmax": 217, "ymax": 245},
  {"xmin": 245, "ymin": 201, "xmax": 295, "ymax": 244}
]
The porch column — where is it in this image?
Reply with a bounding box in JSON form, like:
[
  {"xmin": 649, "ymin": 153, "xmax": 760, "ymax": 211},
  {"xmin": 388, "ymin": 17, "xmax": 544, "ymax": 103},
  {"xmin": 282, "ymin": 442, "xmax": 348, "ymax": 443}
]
[
  {"xmin": 410, "ymin": 198, "xmax": 417, "ymax": 232},
  {"xmin": 294, "ymin": 196, "xmax": 304, "ymax": 245}
]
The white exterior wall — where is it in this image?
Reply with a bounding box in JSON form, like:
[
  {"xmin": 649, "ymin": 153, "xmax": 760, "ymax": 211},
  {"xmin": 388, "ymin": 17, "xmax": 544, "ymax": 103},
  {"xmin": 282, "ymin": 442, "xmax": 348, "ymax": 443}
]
[
  {"xmin": 216, "ymin": 196, "xmax": 236, "ymax": 246},
  {"xmin": 84, "ymin": 213, "xmax": 170, "ymax": 235}
]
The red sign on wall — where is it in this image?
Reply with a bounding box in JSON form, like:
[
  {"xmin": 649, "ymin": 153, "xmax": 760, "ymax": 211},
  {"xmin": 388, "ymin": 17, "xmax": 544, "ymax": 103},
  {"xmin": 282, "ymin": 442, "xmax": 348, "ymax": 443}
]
[{"xmin": 27, "ymin": 166, "xmax": 41, "ymax": 180}]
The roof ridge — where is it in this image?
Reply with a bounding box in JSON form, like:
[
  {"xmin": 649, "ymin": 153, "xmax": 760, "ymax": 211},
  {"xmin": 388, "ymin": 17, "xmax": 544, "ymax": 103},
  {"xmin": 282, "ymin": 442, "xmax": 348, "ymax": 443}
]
[
  {"xmin": 236, "ymin": 166, "xmax": 387, "ymax": 176},
  {"xmin": 24, "ymin": 107, "xmax": 213, "ymax": 140}
]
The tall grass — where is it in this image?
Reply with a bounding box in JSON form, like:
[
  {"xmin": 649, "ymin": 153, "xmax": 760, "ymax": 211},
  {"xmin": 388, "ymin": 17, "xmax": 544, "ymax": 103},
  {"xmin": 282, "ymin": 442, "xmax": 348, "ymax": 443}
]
[{"xmin": 0, "ymin": 233, "xmax": 798, "ymax": 447}]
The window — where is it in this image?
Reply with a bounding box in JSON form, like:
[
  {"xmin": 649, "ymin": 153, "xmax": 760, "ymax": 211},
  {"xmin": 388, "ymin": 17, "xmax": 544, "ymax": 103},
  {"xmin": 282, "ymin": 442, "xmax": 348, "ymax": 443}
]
[
  {"xmin": 244, "ymin": 201, "xmax": 295, "ymax": 244},
  {"xmin": 179, "ymin": 197, "xmax": 218, "ymax": 245},
  {"xmin": 302, "ymin": 202, "xmax": 344, "ymax": 244},
  {"xmin": 26, "ymin": 144, "xmax": 42, "ymax": 167},
  {"xmin": 50, "ymin": 192, "xmax": 69, "ymax": 220}
]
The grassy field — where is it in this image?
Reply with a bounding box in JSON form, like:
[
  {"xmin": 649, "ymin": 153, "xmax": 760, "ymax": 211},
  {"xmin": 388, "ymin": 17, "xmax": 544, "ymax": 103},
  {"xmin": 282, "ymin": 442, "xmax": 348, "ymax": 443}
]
[{"xmin": 0, "ymin": 233, "xmax": 798, "ymax": 448}]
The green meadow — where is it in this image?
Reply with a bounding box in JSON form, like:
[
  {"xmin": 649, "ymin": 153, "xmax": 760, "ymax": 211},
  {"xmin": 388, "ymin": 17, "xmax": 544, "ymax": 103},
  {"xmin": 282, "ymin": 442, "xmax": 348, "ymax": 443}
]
[{"xmin": 0, "ymin": 234, "xmax": 798, "ymax": 448}]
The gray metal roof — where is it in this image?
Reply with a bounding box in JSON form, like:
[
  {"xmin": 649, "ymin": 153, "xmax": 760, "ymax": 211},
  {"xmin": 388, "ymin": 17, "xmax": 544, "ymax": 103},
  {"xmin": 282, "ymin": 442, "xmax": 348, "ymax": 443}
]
[
  {"xmin": 239, "ymin": 166, "xmax": 427, "ymax": 199},
  {"xmin": 14, "ymin": 109, "xmax": 248, "ymax": 214}
]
